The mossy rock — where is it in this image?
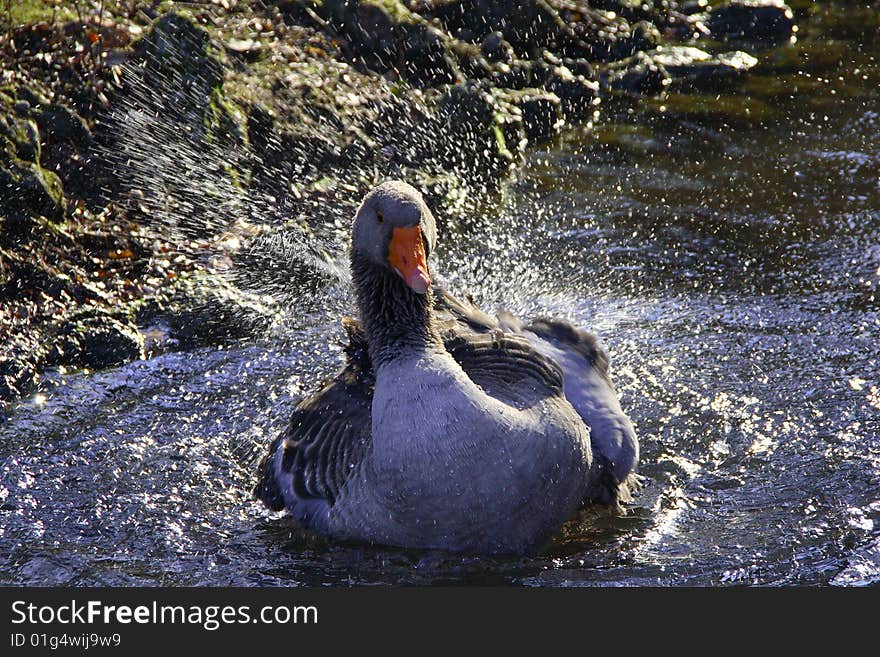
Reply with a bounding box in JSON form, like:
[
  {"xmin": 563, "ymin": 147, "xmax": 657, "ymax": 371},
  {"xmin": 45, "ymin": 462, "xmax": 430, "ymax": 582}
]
[
  {"xmin": 493, "ymin": 88, "xmax": 564, "ymax": 141},
  {"xmin": 44, "ymin": 311, "xmax": 145, "ymax": 370},
  {"xmin": 545, "ymin": 67, "xmax": 599, "ymax": 120},
  {"xmin": 143, "ymin": 272, "xmax": 282, "ymax": 348},
  {"xmin": 0, "ymin": 159, "xmax": 66, "ymax": 221},
  {"xmin": 128, "ymin": 13, "xmax": 231, "ymax": 133},
  {"xmin": 422, "ymin": 0, "xmax": 569, "ymax": 58},
  {"xmin": 134, "ymin": 13, "xmax": 226, "ymax": 90},
  {"xmin": 602, "ymin": 51, "xmax": 671, "ymax": 95},
  {"xmin": 657, "ymin": 46, "xmax": 758, "ymax": 92},
  {"xmin": 204, "ymin": 87, "xmax": 249, "ymax": 154},
  {"xmin": 434, "ymin": 82, "xmax": 518, "ymax": 176},
  {"xmin": 489, "ymin": 94, "xmax": 528, "ymax": 160},
  {"xmin": 318, "ymin": 0, "xmax": 463, "ymax": 86},
  {"xmin": 104, "ymin": 13, "xmax": 250, "ymax": 211},
  {"xmin": 34, "ymin": 104, "xmax": 91, "ymax": 146},
  {"xmin": 0, "ymin": 115, "xmax": 40, "ymax": 163},
  {"xmin": 0, "ymin": 79, "xmax": 98, "ymax": 221},
  {"xmin": 707, "ymin": 1, "xmax": 796, "ymax": 44}
]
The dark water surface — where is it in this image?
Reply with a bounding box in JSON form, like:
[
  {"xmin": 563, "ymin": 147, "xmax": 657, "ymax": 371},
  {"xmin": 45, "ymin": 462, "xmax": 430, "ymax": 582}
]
[{"xmin": 2, "ymin": 8, "xmax": 879, "ymax": 586}]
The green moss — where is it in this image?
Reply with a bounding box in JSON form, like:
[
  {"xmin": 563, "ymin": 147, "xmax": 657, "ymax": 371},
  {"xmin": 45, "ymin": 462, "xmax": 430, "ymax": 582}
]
[
  {"xmin": 368, "ymin": 0, "xmax": 418, "ymax": 22},
  {"xmin": 591, "ymin": 123, "xmax": 658, "ymax": 154},
  {"xmin": 309, "ymin": 177, "xmax": 337, "ymax": 194},
  {"xmin": 739, "ymin": 73, "xmax": 825, "ymax": 99},
  {"xmin": 491, "ymin": 122, "xmax": 513, "ymax": 162},
  {"xmin": 0, "ymin": 159, "xmax": 66, "ymax": 220},
  {"xmin": 1, "ymin": 135, "xmax": 15, "ymax": 160},
  {"xmin": 203, "ymin": 87, "xmax": 250, "ymax": 188},
  {"xmin": 646, "ymin": 93, "xmax": 774, "ymax": 123},
  {"xmin": 32, "ymin": 163, "xmax": 65, "ymax": 215},
  {"xmin": 758, "ymin": 39, "xmax": 849, "ymax": 74},
  {"xmin": 204, "ymin": 87, "xmax": 246, "ymax": 145},
  {"xmin": 4, "ymin": 0, "xmax": 76, "ymax": 27},
  {"xmin": 0, "ymin": 114, "xmax": 40, "ymax": 162}
]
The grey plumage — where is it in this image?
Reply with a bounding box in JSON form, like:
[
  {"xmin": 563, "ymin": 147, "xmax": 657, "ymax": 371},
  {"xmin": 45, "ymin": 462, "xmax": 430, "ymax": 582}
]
[{"xmin": 255, "ymin": 180, "xmax": 638, "ymax": 553}]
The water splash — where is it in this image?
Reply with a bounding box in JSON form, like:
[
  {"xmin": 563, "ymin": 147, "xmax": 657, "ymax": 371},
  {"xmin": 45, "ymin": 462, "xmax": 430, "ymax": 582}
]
[{"xmin": 94, "ymin": 54, "xmax": 355, "ymax": 328}]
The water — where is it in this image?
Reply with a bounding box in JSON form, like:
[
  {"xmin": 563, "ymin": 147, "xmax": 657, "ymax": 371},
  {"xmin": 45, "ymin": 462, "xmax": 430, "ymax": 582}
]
[{"xmin": 2, "ymin": 16, "xmax": 879, "ymax": 586}]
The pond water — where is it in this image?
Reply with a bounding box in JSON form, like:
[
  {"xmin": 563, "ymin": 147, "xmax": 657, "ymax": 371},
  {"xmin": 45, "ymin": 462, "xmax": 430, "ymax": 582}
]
[{"xmin": 2, "ymin": 6, "xmax": 878, "ymax": 586}]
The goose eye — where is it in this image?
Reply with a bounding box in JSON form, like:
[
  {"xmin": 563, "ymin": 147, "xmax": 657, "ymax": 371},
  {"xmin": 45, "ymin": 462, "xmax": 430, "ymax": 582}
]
[{"xmin": 376, "ymin": 211, "xmax": 384, "ymax": 224}]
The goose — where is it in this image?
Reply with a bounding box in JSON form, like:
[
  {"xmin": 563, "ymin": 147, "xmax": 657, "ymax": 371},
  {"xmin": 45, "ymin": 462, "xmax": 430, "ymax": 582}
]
[{"xmin": 255, "ymin": 181, "xmax": 638, "ymax": 554}]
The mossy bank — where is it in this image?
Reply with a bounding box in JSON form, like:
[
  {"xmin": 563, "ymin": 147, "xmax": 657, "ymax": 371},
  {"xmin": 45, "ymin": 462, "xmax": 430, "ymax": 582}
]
[{"xmin": 3, "ymin": 0, "xmax": 871, "ymax": 407}]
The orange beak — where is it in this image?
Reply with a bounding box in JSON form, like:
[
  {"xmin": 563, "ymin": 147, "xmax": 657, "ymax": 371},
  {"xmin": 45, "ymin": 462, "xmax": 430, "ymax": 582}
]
[{"xmin": 388, "ymin": 225, "xmax": 431, "ymax": 294}]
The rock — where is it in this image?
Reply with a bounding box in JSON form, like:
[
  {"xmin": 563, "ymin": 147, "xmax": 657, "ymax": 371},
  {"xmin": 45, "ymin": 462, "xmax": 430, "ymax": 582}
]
[
  {"xmin": 433, "ymin": 82, "xmax": 519, "ymax": 177},
  {"xmin": 487, "ymin": 93, "xmax": 529, "ymax": 163},
  {"xmin": 125, "ymin": 13, "xmax": 245, "ymax": 148},
  {"xmin": 708, "ymin": 0, "xmax": 795, "ymax": 44},
  {"xmin": 490, "ymin": 57, "xmax": 583, "ymax": 94},
  {"xmin": 245, "ymin": 102, "xmax": 343, "ymax": 198},
  {"xmin": 490, "ymin": 59, "xmax": 540, "ymax": 90},
  {"xmin": 679, "ymin": 0, "xmax": 710, "ymax": 16},
  {"xmin": 149, "ymin": 274, "xmax": 281, "ymax": 348},
  {"xmin": 133, "ymin": 13, "xmax": 226, "ymax": 95},
  {"xmin": 494, "ymin": 88, "xmax": 564, "ymax": 141},
  {"xmin": 561, "ymin": 57, "xmax": 595, "ymax": 79},
  {"xmin": 0, "ymin": 116, "xmax": 40, "ymax": 163},
  {"xmin": 0, "ymin": 352, "xmax": 41, "ymax": 402},
  {"xmin": 548, "ymin": 1, "xmax": 659, "ymax": 62},
  {"xmin": 480, "ymin": 31, "xmax": 515, "ymax": 63},
  {"xmin": 0, "ymin": 158, "xmax": 66, "ymax": 221},
  {"xmin": 99, "ymin": 13, "xmax": 250, "ymax": 224},
  {"xmin": 618, "ymin": 20, "xmax": 662, "ymax": 59},
  {"xmin": 602, "ymin": 51, "xmax": 671, "ymax": 95},
  {"xmin": 319, "ymin": 0, "xmax": 461, "ymax": 86},
  {"xmin": 0, "ymin": 252, "xmax": 76, "ymax": 301},
  {"xmin": 602, "ymin": 46, "xmax": 758, "ymax": 95},
  {"xmin": 398, "ymin": 21, "xmax": 463, "ymax": 86},
  {"xmin": 651, "ymin": 46, "xmax": 758, "ymax": 92},
  {"xmin": 544, "ymin": 66, "xmax": 599, "ymax": 120},
  {"xmin": 45, "ymin": 311, "xmax": 145, "ymax": 370},
  {"xmin": 423, "ymin": 0, "xmax": 570, "ymax": 58},
  {"xmin": 13, "ymin": 85, "xmax": 51, "ymax": 110},
  {"xmin": 34, "ymin": 104, "xmax": 91, "ymax": 146},
  {"xmin": 583, "ymin": 0, "xmax": 677, "ymax": 26},
  {"xmin": 33, "ymin": 102, "xmax": 92, "ymax": 201},
  {"xmin": 0, "ymin": 83, "xmax": 93, "ymax": 207}
]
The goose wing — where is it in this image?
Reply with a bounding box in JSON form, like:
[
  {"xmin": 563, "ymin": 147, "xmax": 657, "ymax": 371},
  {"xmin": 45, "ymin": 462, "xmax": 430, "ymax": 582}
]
[
  {"xmin": 254, "ymin": 320, "xmax": 373, "ymax": 526},
  {"xmin": 443, "ymin": 329, "xmax": 567, "ymax": 407},
  {"xmin": 519, "ymin": 318, "xmax": 638, "ymax": 505},
  {"xmin": 434, "ymin": 286, "xmax": 638, "ymax": 506}
]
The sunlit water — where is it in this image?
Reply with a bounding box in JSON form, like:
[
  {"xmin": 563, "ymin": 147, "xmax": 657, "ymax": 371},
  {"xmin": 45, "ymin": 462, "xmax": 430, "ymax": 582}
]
[{"xmin": 2, "ymin": 22, "xmax": 879, "ymax": 586}]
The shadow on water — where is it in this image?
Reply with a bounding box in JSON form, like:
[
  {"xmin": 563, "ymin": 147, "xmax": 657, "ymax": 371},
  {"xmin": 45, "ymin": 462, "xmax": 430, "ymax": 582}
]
[{"xmin": 1, "ymin": 3, "xmax": 879, "ymax": 586}]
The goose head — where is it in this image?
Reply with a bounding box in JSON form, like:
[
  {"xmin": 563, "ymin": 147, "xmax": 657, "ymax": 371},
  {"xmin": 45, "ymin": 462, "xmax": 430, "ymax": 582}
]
[{"xmin": 352, "ymin": 181, "xmax": 437, "ymax": 294}]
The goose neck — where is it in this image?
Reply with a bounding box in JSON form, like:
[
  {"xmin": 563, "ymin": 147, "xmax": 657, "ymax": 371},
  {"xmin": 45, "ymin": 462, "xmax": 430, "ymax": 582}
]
[{"xmin": 351, "ymin": 252, "xmax": 443, "ymax": 368}]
